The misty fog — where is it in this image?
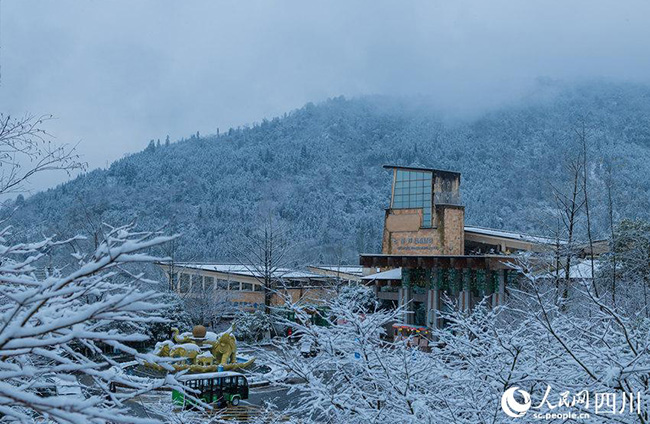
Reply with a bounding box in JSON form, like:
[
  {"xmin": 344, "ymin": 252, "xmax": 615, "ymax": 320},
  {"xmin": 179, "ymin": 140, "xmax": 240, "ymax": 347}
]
[{"xmin": 1, "ymin": 0, "xmax": 650, "ymax": 192}]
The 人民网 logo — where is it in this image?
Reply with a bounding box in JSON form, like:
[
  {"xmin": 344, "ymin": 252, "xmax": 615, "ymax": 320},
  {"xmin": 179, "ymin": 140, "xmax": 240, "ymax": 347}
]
[
  {"xmin": 501, "ymin": 386, "xmax": 532, "ymax": 418},
  {"xmin": 500, "ymin": 384, "xmax": 641, "ymax": 420}
]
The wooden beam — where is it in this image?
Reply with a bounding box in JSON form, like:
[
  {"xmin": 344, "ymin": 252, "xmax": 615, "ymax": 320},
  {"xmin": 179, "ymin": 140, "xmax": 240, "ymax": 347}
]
[{"xmin": 360, "ymin": 254, "xmax": 517, "ymax": 270}]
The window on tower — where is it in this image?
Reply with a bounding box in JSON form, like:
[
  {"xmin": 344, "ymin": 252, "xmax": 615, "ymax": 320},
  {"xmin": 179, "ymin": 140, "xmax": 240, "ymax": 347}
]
[{"xmin": 392, "ymin": 169, "xmax": 433, "ymax": 227}]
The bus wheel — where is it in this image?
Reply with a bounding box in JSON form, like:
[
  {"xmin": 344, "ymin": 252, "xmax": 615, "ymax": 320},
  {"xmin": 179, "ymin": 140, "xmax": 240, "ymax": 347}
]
[{"xmin": 231, "ymin": 396, "xmax": 240, "ymax": 406}]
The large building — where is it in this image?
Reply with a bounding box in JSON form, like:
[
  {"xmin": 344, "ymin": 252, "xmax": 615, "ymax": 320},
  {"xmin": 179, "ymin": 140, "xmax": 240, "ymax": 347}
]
[
  {"xmin": 306, "ymin": 265, "xmax": 364, "ymax": 282},
  {"xmin": 159, "ymin": 262, "xmax": 343, "ymax": 312},
  {"xmin": 360, "ymin": 165, "xmax": 540, "ymax": 342}
]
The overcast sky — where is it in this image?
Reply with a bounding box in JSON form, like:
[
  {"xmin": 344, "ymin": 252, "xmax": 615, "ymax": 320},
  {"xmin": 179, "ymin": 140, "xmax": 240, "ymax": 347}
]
[{"xmin": 2, "ymin": 0, "xmax": 650, "ymax": 193}]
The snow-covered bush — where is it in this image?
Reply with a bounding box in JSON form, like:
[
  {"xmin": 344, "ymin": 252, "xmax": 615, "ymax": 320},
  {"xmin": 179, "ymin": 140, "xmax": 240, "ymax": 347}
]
[
  {"xmin": 336, "ymin": 282, "xmax": 376, "ymax": 310},
  {"xmin": 233, "ymin": 311, "xmax": 272, "ymax": 342},
  {"xmin": 144, "ymin": 290, "xmax": 193, "ymax": 344},
  {"xmin": 0, "ymin": 223, "xmax": 186, "ymax": 422},
  {"xmin": 261, "ymin": 291, "xmax": 430, "ymax": 422},
  {"xmin": 259, "ymin": 258, "xmax": 650, "ymax": 424},
  {"xmin": 0, "ymin": 112, "xmax": 187, "ymax": 422}
]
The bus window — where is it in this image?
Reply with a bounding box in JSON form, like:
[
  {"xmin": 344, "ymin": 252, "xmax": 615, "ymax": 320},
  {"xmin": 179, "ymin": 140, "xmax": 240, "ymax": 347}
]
[{"xmin": 172, "ymin": 374, "xmax": 249, "ymax": 407}]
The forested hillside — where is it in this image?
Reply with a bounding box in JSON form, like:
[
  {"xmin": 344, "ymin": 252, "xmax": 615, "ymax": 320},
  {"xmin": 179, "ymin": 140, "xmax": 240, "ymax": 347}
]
[{"xmin": 8, "ymin": 82, "xmax": 650, "ymax": 263}]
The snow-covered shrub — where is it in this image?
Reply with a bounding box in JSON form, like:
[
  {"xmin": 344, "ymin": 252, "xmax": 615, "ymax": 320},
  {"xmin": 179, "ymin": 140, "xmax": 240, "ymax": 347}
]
[
  {"xmin": 0, "ymin": 223, "xmax": 185, "ymax": 422},
  {"xmin": 258, "ymin": 257, "xmax": 650, "ymax": 424},
  {"xmin": 144, "ymin": 290, "xmax": 193, "ymax": 344},
  {"xmin": 336, "ymin": 282, "xmax": 376, "ymax": 310},
  {"xmin": 233, "ymin": 311, "xmax": 272, "ymax": 342}
]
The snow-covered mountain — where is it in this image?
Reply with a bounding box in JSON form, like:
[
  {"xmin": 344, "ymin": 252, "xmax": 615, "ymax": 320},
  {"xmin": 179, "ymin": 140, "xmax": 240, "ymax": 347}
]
[{"xmin": 8, "ymin": 81, "xmax": 650, "ymax": 263}]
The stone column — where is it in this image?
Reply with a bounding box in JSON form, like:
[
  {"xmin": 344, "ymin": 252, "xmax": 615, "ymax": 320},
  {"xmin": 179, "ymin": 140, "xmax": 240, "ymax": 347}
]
[
  {"xmin": 428, "ymin": 288, "xmax": 439, "ymax": 329},
  {"xmin": 398, "ymin": 286, "xmax": 411, "ymax": 325},
  {"xmin": 497, "ymin": 269, "xmax": 506, "ymax": 306},
  {"xmin": 406, "ymin": 287, "xmax": 414, "ymax": 325},
  {"xmin": 464, "ymin": 270, "xmax": 471, "ymax": 312},
  {"xmin": 452, "ymin": 268, "xmax": 463, "ymax": 310},
  {"xmin": 459, "ymin": 269, "xmax": 471, "ymax": 312},
  {"xmin": 485, "ymin": 270, "xmax": 496, "ymax": 307}
]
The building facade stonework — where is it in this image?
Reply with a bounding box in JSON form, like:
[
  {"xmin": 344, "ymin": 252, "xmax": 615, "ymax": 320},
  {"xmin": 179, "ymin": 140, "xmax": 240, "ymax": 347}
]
[
  {"xmin": 362, "ymin": 165, "xmax": 515, "ymax": 345},
  {"xmin": 381, "ymin": 167, "xmax": 465, "ymax": 256}
]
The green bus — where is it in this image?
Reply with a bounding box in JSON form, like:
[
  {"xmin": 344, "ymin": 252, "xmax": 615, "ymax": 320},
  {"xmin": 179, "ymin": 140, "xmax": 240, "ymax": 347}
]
[{"xmin": 172, "ymin": 371, "xmax": 249, "ymax": 408}]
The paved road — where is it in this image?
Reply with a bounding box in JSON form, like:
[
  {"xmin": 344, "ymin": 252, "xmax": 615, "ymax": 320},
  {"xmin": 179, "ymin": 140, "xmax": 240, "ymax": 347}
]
[
  {"xmin": 125, "ymin": 384, "xmax": 300, "ymax": 422},
  {"xmin": 247, "ymin": 385, "xmax": 294, "ymax": 410}
]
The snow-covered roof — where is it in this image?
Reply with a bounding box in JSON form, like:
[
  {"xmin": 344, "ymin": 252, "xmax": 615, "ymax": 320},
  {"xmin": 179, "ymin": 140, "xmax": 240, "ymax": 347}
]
[
  {"xmin": 464, "ymin": 226, "xmax": 565, "ymax": 245},
  {"xmin": 540, "ymin": 260, "xmax": 600, "ymax": 280},
  {"xmin": 164, "ymin": 263, "xmax": 326, "ymax": 279},
  {"xmin": 361, "ymin": 268, "xmax": 402, "ymax": 281},
  {"xmin": 308, "ymin": 265, "xmax": 364, "ymax": 276},
  {"xmin": 568, "ymin": 261, "xmax": 599, "ymax": 279}
]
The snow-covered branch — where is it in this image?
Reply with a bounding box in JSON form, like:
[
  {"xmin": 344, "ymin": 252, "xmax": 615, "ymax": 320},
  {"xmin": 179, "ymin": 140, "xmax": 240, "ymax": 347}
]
[{"xmin": 0, "ymin": 223, "xmax": 183, "ymax": 423}]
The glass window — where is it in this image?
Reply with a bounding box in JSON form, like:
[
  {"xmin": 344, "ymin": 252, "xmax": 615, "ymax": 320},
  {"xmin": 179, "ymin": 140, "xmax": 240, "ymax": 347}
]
[
  {"xmin": 242, "ymin": 283, "xmax": 253, "ymax": 291},
  {"xmin": 179, "ymin": 273, "xmax": 190, "ymax": 293},
  {"xmin": 204, "ymin": 276, "xmax": 215, "ymax": 290},
  {"xmin": 254, "ymin": 284, "xmax": 263, "ymax": 291},
  {"xmin": 216, "ymin": 279, "xmax": 229, "ymax": 290},
  {"xmin": 230, "ymin": 282, "xmax": 241, "ymax": 291},
  {"xmin": 391, "ymin": 169, "xmax": 433, "ymax": 227}
]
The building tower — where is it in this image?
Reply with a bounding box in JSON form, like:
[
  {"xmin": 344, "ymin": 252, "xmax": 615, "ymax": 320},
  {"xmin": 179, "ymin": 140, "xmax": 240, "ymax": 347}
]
[{"xmin": 381, "ymin": 165, "xmax": 464, "ymax": 255}]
